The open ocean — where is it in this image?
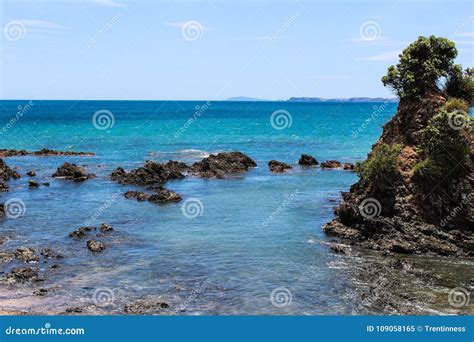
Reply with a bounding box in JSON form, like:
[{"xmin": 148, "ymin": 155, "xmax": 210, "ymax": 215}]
[{"xmin": 0, "ymin": 100, "xmax": 472, "ymax": 315}]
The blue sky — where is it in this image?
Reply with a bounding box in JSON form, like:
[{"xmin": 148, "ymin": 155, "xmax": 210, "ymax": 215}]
[{"xmin": 1, "ymin": 0, "xmax": 473, "ymax": 100}]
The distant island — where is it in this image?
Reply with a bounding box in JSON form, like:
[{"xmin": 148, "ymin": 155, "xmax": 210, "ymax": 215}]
[{"xmin": 226, "ymin": 96, "xmax": 398, "ymax": 102}]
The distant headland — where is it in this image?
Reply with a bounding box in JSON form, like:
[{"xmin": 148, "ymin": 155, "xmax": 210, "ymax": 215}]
[{"xmin": 226, "ymin": 96, "xmax": 398, "ymax": 102}]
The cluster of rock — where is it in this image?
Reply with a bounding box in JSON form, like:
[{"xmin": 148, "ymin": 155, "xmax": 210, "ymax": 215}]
[
  {"xmin": 324, "ymin": 91, "xmax": 474, "ymax": 256},
  {"xmin": 268, "ymin": 154, "xmax": 355, "ymax": 173},
  {"xmin": 52, "ymin": 163, "xmax": 96, "ymax": 182},
  {"xmin": 69, "ymin": 223, "xmax": 114, "ymax": 253},
  {"xmin": 0, "ymin": 148, "xmax": 95, "ymax": 158},
  {"xmin": 188, "ymin": 151, "xmax": 257, "ymax": 178},
  {"xmin": 0, "ymin": 158, "xmax": 21, "ymax": 192}
]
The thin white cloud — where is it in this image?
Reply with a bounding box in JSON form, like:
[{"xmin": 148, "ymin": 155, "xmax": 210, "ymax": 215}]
[
  {"xmin": 358, "ymin": 50, "xmax": 400, "ymax": 61},
  {"xmin": 455, "ymin": 32, "xmax": 474, "ymax": 37},
  {"xmin": 90, "ymin": 0, "xmax": 127, "ymax": 7}
]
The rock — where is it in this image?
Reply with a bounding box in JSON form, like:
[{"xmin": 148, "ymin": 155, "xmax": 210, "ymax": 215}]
[
  {"xmin": 0, "ymin": 251, "xmax": 14, "ymax": 263},
  {"xmin": 124, "ymin": 191, "xmax": 150, "ymax": 201},
  {"xmin": 40, "ymin": 248, "xmax": 64, "ymax": 259},
  {"xmin": 268, "ymin": 160, "xmax": 292, "ymax": 173},
  {"xmin": 42, "ymin": 182, "xmax": 50, "ymax": 186},
  {"xmin": 69, "ymin": 226, "xmax": 95, "ymax": 238},
  {"xmin": 343, "ymin": 163, "xmax": 355, "ymax": 171},
  {"xmin": 5, "ymin": 267, "xmax": 39, "ymax": 283},
  {"xmin": 321, "ymin": 160, "xmax": 342, "ymax": 169},
  {"xmin": 298, "ymin": 154, "xmax": 319, "ymax": 166},
  {"xmin": 52, "ymin": 163, "xmax": 95, "ymax": 181},
  {"xmin": 0, "ymin": 203, "xmax": 4, "ymax": 217},
  {"xmin": 87, "ymin": 239, "xmax": 105, "ymax": 252},
  {"xmin": 33, "ymin": 286, "xmax": 59, "ymax": 296},
  {"xmin": 0, "ymin": 149, "xmax": 95, "ymax": 158},
  {"xmin": 189, "ymin": 152, "xmax": 257, "ymax": 178},
  {"xmin": 0, "ymin": 236, "xmax": 6, "ymax": 245},
  {"xmin": 124, "ymin": 299, "xmax": 169, "ymax": 314},
  {"xmin": 14, "ymin": 247, "xmax": 39, "ymax": 263},
  {"xmin": 148, "ymin": 187, "xmax": 182, "ymax": 203},
  {"xmin": 28, "ymin": 180, "xmax": 39, "ymax": 188},
  {"xmin": 330, "ymin": 243, "xmax": 351, "ymax": 255},
  {"xmin": 111, "ymin": 160, "xmax": 186, "ymax": 186},
  {"xmin": 0, "ymin": 158, "xmax": 21, "ymax": 192},
  {"xmin": 99, "ymin": 223, "xmax": 114, "ymax": 233},
  {"xmin": 26, "ymin": 170, "xmax": 36, "ymax": 177}
]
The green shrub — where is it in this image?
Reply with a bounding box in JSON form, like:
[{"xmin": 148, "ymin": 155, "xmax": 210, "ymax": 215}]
[
  {"xmin": 443, "ymin": 98, "xmax": 470, "ymax": 114},
  {"xmin": 356, "ymin": 143, "xmax": 402, "ymax": 183},
  {"xmin": 413, "ymin": 157, "xmax": 443, "ymax": 181},
  {"xmin": 443, "ymin": 66, "xmax": 474, "ymax": 105}
]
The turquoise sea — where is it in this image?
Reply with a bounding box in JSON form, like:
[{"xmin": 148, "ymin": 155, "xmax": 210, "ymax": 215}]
[{"xmin": 0, "ymin": 100, "xmax": 471, "ymax": 315}]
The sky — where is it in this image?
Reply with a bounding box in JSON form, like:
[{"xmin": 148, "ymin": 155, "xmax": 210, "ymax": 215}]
[{"xmin": 0, "ymin": 0, "xmax": 473, "ymax": 100}]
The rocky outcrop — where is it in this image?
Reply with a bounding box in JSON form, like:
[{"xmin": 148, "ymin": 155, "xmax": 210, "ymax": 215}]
[
  {"xmin": 189, "ymin": 152, "xmax": 257, "ymax": 178},
  {"xmin": 0, "ymin": 158, "xmax": 21, "ymax": 192},
  {"xmin": 87, "ymin": 240, "xmax": 105, "ymax": 253},
  {"xmin": 111, "ymin": 160, "xmax": 186, "ymax": 186},
  {"xmin": 343, "ymin": 163, "xmax": 355, "ymax": 171},
  {"xmin": 321, "ymin": 160, "xmax": 341, "ymax": 169},
  {"xmin": 324, "ymin": 91, "xmax": 474, "ymax": 256},
  {"xmin": 52, "ymin": 163, "xmax": 95, "ymax": 181},
  {"xmin": 298, "ymin": 154, "xmax": 318, "ymax": 166},
  {"xmin": 0, "ymin": 148, "xmax": 95, "ymax": 157},
  {"xmin": 268, "ymin": 160, "xmax": 292, "ymax": 173},
  {"xmin": 124, "ymin": 299, "xmax": 169, "ymax": 314}
]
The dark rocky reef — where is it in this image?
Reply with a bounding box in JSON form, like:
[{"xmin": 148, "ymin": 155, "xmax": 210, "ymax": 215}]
[
  {"xmin": 111, "ymin": 160, "xmax": 186, "ymax": 186},
  {"xmin": 0, "ymin": 148, "xmax": 95, "ymax": 158},
  {"xmin": 52, "ymin": 163, "xmax": 96, "ymax": 182},
  {"xmin": 189, "ymin": 151, "xmax": 257, "ymax": 178},
  {"xmin": 268, "ymin": 160, "xmax": 292, "ymax": 173},
  {"xmin": 321, "ymin": 160, "xmax": 342, "ymax": 169},
  {"xmin": 298, "ymin": 154, "xmax": 318, "ymax": 166},
  {"xmin": 124, "ymin": 187, "xmax": 182, "ymax": 204},
  {"xmin": 0, "ymin": 158, "xmax": 21, "ymax": 192},
  {"xmin": 324, "ymin": 91, "xmax": 474, "ymax": 256}
]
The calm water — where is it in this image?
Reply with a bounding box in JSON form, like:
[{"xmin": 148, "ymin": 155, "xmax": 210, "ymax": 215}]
[{"xmin": 0, "ymin": 100, "xmax": 472, "ymax": 315}]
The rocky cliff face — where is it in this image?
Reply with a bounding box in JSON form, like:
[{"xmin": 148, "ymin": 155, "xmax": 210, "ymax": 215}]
[{"xmin": 324, "ymin": 91, "xmax": 473, "ymax": 256}]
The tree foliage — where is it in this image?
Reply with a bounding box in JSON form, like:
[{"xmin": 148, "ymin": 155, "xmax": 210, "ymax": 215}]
[
  {"xmin": 443, "ymin": 66, "xmax": 474, "ymax": 104},
  {"xmin": 382, "ymin": 36, "xmax": 458, "ymax": 99},
  {"xmin": 356, "ymin": 143, "xmax": 402, "ymax": 183}
]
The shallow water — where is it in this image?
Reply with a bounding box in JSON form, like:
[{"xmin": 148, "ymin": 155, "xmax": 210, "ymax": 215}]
[{"xmin": 0, "ymin": 100, "xmax": 472, "ymax": 315}]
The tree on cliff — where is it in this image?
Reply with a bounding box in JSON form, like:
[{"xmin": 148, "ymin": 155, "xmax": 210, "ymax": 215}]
[{"xmin": 382, "ymin": 35, "xmax": 458, "ymax": 99}]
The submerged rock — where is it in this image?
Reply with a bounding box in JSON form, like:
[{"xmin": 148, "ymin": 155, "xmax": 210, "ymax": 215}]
[
  {"xmin": 5, "ymin": 267, "xmax": 39, "ymax": 284},
  {"xmin": 14, "ymin": 247, "xmax": 39, "ymax": 263},
  {"xmin": 0, "ymin": 148, "xmax": 95, "ymax": 158},
  {"xmin": 87, "ymin": 239, "xmax": 105, "ymax": 253},
  {"xmin": 343, "ymin": 163, "xmax": 356, "ymax": 171},
  {"xmin": 268, "ymin": 160, "xmax": 292, "ymax": 173},
  {"xmin": 26, "ymin": 170, "xmax": 36, "ymax": 177},
  {"xmin": 124, "ymin": 191, "xmax": 150, "ymax": 201},
  {"xmin": 28, "ymin": 180, "xmax": 39, "ymax": 188},
  {"xmin": 298, "ymin": 154, "xmax": 319, "ymax": 166},
  {"xmin": 99, "ymin": 223, "xmax": 114, "ymax": 233},
  {"xmin": 52, "ymin": 163, "xmax": 95, "ymax": 182},
  {"xmin": 321, "ymin": 160, "xmax": 342, "ymax": 169},
  {"xmin": 189, "ymin": 151, "xmax": 257, "ymax": 178},
  {"xmin": 69, "ymin": 226, "xmax": 95, "ymax": 238},
  {"xmin": 124, "ymin": 299, "xmax": 169, "ymax": 314}
]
